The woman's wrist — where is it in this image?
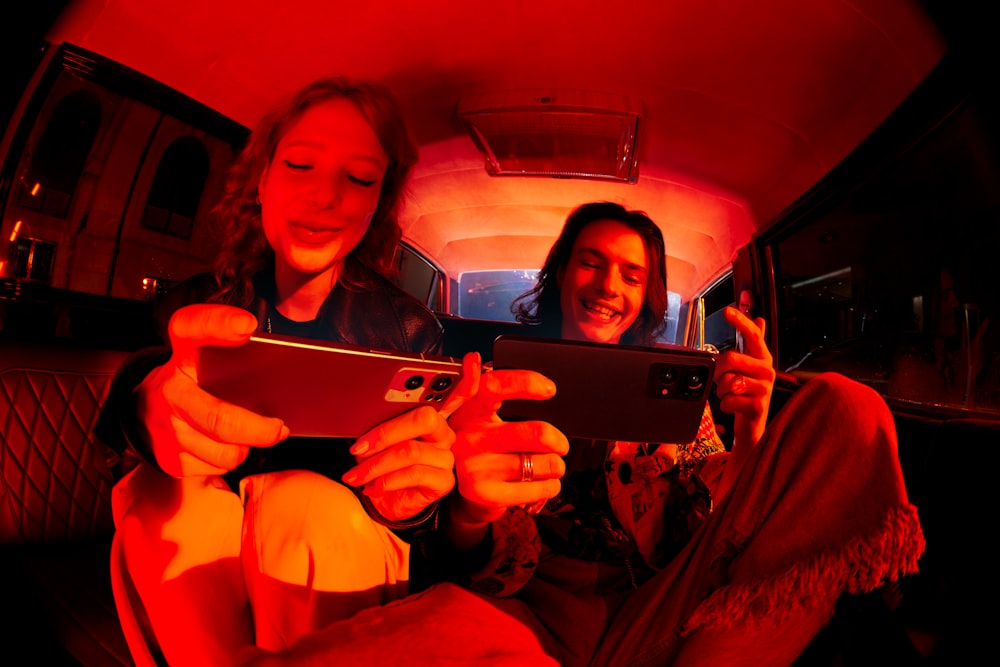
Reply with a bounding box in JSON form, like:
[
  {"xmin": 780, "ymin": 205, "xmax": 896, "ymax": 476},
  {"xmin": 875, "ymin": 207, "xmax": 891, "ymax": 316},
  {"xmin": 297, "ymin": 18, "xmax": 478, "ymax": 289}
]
[
  {"xmin": 93, "ymin": 347, "xmax": 172, "ymax": 480},
  {"xmin": 358, "ymin": 493, "xmax": 440, "ymax": 531}
]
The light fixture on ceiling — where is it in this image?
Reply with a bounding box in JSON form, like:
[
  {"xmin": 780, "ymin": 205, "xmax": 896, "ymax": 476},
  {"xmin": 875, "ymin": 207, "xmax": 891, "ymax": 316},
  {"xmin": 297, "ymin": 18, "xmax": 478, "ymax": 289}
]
[{"xmin": 458, "ymin": 90, "xmax": 643, "ymax": 184}]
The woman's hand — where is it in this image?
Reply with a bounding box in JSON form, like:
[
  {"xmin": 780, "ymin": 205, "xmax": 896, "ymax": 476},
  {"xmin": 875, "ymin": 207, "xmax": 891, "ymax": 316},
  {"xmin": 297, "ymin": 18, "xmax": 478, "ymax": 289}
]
[
  {"xmin": 713, "ymin": 306, "xmax": 776, "ymax": 450},
  {"xmin": 446, "ymin": 366, "xmax": 568, "ymax": 543},
  {"xmin": 136, "ymin": 304, "xmax": 290, "ymax": 478},
  {"xmin": 340, "ymin": 351, "xmax": 482, "ymax": 523}
]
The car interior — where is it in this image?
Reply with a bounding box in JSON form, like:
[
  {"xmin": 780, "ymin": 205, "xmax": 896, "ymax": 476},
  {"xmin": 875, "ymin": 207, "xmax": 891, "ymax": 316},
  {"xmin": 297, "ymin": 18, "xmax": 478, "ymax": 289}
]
[{"xmin": 1, "ymin": 0, "xmax": 998, "ymax": 664}]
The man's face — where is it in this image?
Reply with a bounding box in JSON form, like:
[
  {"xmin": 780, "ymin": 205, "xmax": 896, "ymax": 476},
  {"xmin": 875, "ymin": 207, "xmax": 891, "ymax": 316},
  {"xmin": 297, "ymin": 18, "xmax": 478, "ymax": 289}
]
[{"xmin": 558, "ymin": 219, "xmax": 649, "ymax": 344}]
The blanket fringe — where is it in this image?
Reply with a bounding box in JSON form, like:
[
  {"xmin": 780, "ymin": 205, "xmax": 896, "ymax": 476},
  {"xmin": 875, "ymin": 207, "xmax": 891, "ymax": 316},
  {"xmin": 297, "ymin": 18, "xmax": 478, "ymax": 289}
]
[{"xmin": 680, "ymin": 503, "xmax": 925, "ymax": 636}]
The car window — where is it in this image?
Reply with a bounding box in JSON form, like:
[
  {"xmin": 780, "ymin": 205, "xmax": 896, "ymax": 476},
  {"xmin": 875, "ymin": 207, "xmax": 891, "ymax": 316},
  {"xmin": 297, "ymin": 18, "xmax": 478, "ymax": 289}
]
[
  {"xmin": 454, "ymin": 269, "xmax": 538, "ymax": 322},
  {"xmin": 0, "ymin": 44, "xmax": 247, "ymax": 347},
  {"xmin": 393, "ymin": 242, "xmax": 444, "ymax": 312},
  {"xmin": 699, "ymin": 273, "xmax": 736, "ymax": 351},
  {"xmin": 767, "ymin": 83, "xmax": 1000, "ymax": 416},
  {"xmin": 0, "ymin": 48, "xmax": 245, "ymax": 300}
]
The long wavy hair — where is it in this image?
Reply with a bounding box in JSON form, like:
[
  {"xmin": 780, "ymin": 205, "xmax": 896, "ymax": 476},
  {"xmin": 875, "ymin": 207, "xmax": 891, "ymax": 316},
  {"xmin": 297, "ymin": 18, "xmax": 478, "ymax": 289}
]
[
  {"xmin": 511, "ymin": 201, "xmax": 668, "ymax": 346},
  {"xmin": 209, "ymin": 75, "xmax": 418, "ymax": 307}
]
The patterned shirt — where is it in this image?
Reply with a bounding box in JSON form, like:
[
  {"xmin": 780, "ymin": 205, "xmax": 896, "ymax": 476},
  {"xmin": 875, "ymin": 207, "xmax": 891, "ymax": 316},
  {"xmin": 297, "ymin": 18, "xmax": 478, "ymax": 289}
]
[{"xmin": 461, "ymin": 403, "xmax": 726, "ymax": 596}]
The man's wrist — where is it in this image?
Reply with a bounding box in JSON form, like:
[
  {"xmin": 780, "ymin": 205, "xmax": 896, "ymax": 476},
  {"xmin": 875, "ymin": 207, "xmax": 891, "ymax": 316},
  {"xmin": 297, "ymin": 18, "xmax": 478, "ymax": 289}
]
[{"xmin": 446, "ymin": 496, "xmax": 504, "ymax": 528}]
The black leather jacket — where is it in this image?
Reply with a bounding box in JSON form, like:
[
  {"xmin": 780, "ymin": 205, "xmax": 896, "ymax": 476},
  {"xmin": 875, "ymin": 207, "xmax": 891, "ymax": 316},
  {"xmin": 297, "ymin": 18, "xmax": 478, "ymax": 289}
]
[{"xmin": 95, "ymin": 266, "xmax": 444, "ymax": 498}]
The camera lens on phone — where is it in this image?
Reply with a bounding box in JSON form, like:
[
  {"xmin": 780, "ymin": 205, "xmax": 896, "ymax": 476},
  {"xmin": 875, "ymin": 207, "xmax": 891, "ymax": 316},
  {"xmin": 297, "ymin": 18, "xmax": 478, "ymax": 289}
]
[
  {"xmin": 404, "ymin": 375, "xmax": 425, "ymax": 390},
  {"xmin": 431, "ymin": 376, "xmax": 454, "ymax": 391},
  {"xmin": 658, "ymin": 367, "xmax": 678, "ymax": 385},
  {"xmin": 685, "ymin": 368, "xmax": 706, "ymax": 392}
]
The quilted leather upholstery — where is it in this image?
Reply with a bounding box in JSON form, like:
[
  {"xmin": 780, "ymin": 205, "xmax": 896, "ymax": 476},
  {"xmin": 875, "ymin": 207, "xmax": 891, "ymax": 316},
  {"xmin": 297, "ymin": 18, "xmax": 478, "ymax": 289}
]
[
  {"xmin": 0, "ymin": 343, "xmax": 126, "ymax": 543},
  {"xmin": 0, "ymin": 340, "xmax": 133, "ymax": 665}
]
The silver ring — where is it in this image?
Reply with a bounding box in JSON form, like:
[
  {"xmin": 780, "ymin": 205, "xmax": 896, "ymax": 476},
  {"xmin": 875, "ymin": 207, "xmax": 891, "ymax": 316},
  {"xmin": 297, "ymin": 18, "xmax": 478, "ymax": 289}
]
[
  {"xmin": 519, "ymin": 452, "xmax": 534, "ymax": 482},
  {"xmin": 732, "ymin": 374, "xmax": 748, "ymax": 395}
]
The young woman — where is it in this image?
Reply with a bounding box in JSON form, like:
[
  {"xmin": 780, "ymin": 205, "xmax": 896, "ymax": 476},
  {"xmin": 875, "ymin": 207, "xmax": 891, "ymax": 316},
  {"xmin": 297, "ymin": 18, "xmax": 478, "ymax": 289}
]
[
  {"xmin": 438, "ymin": 201, "xmax": 927, "ymax": 666},
  {"xmin": 97, "ymin": 75, "xmax": 477, "ymax": 665}
]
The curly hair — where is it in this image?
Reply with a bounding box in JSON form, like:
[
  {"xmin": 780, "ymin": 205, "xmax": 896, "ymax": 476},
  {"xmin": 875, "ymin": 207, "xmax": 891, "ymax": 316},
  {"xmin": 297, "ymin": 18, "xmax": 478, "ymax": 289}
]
[
  {"xmin": 511, "ymin": 201, "xmax": 668, "ymax": 346},
  {"xmin": 209, "ymin": 75, "xmax": 418, "ymax": 307}
]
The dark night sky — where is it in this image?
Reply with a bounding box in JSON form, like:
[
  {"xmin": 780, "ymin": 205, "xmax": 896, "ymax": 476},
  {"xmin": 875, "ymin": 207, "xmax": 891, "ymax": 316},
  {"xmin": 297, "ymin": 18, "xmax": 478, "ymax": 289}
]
[{"xmin": 1, "ymin": 1, "xmax": 70, "ymax": 135}]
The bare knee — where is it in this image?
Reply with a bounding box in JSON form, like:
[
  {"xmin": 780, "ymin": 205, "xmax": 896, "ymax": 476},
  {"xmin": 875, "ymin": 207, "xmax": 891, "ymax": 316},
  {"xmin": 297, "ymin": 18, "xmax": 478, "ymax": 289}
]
[
  {"xmin": 798, "ymin": 372, "xmax": 893, "ymax": 429},
  {"xmin": 801, "ymin": 371, "xmax": 877, "ymax": 401},
  {"xmin": 243, "ymin": 469, "xmax": 364, "ymax": 532},
  {"xmin": 242, "ymin": 470, "xmax": 372, "ymax": 567},
  {"xmin": 114, "ymin": 464, "xmax": 244, "ymax": 588}
]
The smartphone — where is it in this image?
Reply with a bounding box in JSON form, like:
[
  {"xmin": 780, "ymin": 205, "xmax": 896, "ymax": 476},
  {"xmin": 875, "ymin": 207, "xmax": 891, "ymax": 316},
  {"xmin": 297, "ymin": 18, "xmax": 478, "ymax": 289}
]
[
  {"xmin": 491, "ymin": 335, "xmax": 716, "ymax": 443},
  {"xmin": 199, "ymin": 334, "xmax": 463, "ymax": 438}
]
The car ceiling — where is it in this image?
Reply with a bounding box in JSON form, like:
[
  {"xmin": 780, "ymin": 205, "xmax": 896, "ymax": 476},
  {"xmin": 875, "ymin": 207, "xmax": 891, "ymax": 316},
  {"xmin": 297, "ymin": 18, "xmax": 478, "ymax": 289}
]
[{"xmin": 46, "ymin": 0, "xmax": 946, "ymax": 301}]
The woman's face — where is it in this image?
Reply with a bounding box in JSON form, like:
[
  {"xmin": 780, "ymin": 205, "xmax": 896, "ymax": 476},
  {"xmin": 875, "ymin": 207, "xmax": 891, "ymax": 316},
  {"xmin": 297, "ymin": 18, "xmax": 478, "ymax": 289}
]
[
  {"xmin": 558, "ymin": 219, "xmax": 649, "ymax": 344},
  {"xmin": 258, "ymin": 98, "xmax": 387, "ymax": 284}
]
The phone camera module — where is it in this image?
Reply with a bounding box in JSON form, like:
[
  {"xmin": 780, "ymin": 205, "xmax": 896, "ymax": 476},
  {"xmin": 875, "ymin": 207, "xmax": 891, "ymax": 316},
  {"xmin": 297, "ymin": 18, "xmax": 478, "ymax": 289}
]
[
  {"xmin": 684, "ymin": 368, "xmax": 707, "ymax": 393},
  {"xmin": 431, "ymin": 375, "xmax": 454, "ymax": 392},
  {"xmin": 658, "ymin": 367, "xmax": 678, "ymax": 385},
  {"xmin": 404, "ymin": 375, "xmax": 425, "ymax": 390}
]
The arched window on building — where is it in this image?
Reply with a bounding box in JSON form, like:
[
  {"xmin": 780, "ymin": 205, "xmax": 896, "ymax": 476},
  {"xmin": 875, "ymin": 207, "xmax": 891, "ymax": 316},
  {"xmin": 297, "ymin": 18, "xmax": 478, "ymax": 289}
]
[
  {"xmin": 141, "ymin": 136, "xmax": 209, "ymax": 239},
  {"xmin": 17, "ymin": 89, "xmax": 101, "ymax": 218},
  {"xmin": 8, "ymin": 237, "xmax": 56, "ymax": 282}
]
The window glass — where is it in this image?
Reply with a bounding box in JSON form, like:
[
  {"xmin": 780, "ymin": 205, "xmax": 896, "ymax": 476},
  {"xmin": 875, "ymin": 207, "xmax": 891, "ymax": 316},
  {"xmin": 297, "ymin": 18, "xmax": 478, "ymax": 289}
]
[
  {"xmin": 17, "ymin": 89, "xmax": 100, "ymax": 218},
  {"xmin": 439, "ymin": 266, "xmax": 684, "ymax": 336},
  {"xmin": 771, "ymin": 94, "xmax": 1000, "ymax": 415},
  {"xmin": 703, "ymin": 274, "xmax": 736, "ymax": 351},
  {"xmin": 673, "ymin": 275, "xmax": 733, "ymax": 350},
  {"xmin": 0, "ymin": 53, "xmax": 241, "ymax": 302},
  {"xmin": 457, "ymin": 269, "xmax": 538, "ymax": 321},
  {"xmin": 0, "ymin": 45, "xmax": 246, "ymax": 347},
  {"xmin": 658, "ymin": 290, "xmax": 683, "ymax": 346},
  {"xmin": 8, "ymin": 237, "xmax": 56, "ymax": 281},
  {"xmin": 393, "ymin": 243, "xmax": 442, "ymax": 311},
  {"xmin": 142, "ymin": 136, "xmax": 210, "ymax": 239}
]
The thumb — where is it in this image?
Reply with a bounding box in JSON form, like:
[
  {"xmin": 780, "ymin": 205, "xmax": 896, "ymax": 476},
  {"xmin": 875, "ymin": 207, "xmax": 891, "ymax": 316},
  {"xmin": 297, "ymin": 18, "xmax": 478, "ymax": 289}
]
[
  {"xmin": 440, "ymin": 351, "xmax": 482, "ymax": 418},
  {"xmin": 168, "ymin": 304, "xmax": 258, "ymax": 376}
]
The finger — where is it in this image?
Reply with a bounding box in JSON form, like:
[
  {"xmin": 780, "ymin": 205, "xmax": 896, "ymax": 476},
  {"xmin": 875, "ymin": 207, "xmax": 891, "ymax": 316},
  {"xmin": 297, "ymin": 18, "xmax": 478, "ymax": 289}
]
[
  {"xmin": 359, "ymin": 461, "xmax": 457, "ymax": 497},
  {"xmin": 447, "ymin": 368, "xmax": 556, "ymax": 431},
  {"xmin": 168, "ymin": 304, "xmax": 258, "ymax": 374},
  {"xmin": 715, "ymin": 365, "xmax": 766, "ymax": 399},
  {"xmin": 464, "ymin": 369, "xmax": 557, "ymax": 418},
  {"xmin": 345, "ymin": 442, "xmax": 455, "ymax": 489},
  {"xmin": 459, "ymin": 477, "xmax": 563, "ymax": 510},
  {"xmin": 722, "ymin": 306, "xmax": 766, "ymax": 359},
  {"xmin": 717, "ymin": 383, "xmax": 757, "ymax": 407},
  {"xmin": 158, "ymin": 422, "xmax": 253, "ymax": 475},
  {"xmin": 505, "ymin": 451, "xmax": 565, "ymax": 482},
  {"xmin": 716, "ymin": 378, "xmax": 767, "ymax": 415},
  {"xmin": 163, "ymin": 370, "xmax": 289, "ymax": 447},
  {"xmin": 511, "ymin": 479, "xmax": 562, "ymax": 508},
  {"xmin": 481, "ymin": 369, "xmax": 557, "ymax": 402},
  {"xmin": 171, "ymin": 451, "xmax": 233, "ymax": 477},
  {"xmin": 755, "ymin": 316, "xmax": 767, "ymax": 340},
  {"xmin": 439, "ymin": 351, "xmax": 481, "ymax": 418},
  {"xmin": 716, "ymin": 395, "xmax": 760, "ymax": 420},
  {"xmin": 713, "ymin": 350, "xmax": 774, "ymax": 385},
  {"xmin": 470, "ymin": 419, "xmax": 570, "ymax": 457},
  {"xmin": 351, "ymin": 405, "xmax": 450, "ymax": 458},
  {"xmin": 727, "ymin": 371, "xmax": 749, "ymax": 396},
  {"xmin": 452, "ymin": 449, "xmax": 565, "ymax": 482}
]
